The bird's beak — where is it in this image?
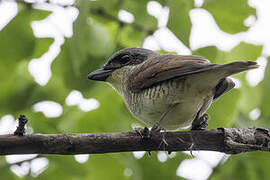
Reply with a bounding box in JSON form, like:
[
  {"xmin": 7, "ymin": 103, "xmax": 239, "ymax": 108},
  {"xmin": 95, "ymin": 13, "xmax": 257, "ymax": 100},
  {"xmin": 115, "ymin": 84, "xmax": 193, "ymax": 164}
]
[{"xmin": 88, "ymin": 68, "xmax": 113, "ymax": 81}]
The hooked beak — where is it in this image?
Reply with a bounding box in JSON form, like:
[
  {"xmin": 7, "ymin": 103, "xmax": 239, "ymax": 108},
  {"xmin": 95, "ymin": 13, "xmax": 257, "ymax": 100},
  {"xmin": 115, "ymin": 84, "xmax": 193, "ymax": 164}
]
[{"xmin": 88, "ymin": 68, "xmax": 113, "ymax": 81}]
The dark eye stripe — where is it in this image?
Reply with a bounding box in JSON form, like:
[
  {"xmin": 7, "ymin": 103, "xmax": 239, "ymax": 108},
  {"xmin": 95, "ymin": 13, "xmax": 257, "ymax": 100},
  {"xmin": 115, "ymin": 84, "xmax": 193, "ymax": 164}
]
[{"xmin": 119, "ymin": 55, "xmax": 130, "ymax": 64}]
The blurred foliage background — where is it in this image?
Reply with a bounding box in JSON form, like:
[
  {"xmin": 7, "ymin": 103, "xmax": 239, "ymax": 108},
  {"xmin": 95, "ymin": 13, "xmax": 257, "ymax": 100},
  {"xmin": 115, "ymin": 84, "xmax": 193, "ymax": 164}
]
[{"xmin": 0, "ymin": 0, "xmax": 270, "ymax": 179}]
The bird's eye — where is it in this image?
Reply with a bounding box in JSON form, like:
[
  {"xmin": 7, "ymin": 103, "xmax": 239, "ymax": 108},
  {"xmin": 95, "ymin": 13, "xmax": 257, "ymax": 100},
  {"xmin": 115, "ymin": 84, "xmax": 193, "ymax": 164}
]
[{"xmin": 119, "ymin": 55, "xmax": 130, "ymax": 64}]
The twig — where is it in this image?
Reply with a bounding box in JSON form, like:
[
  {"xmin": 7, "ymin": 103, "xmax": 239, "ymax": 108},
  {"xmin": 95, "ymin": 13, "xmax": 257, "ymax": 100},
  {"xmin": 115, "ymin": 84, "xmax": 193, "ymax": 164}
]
[{"xmin": 14, "ymin": 115, "xmax": 28, "ymax": 136}]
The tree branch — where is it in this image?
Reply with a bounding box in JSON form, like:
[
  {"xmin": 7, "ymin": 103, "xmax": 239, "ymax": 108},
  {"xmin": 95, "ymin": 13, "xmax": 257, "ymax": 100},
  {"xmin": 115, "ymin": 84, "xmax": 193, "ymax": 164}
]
[
  {"xmin": 0, "ymin": 128, "xmax": 269, "ymax": 155},
  {"xmin": 89, "ymin": 8, "xmax": 155, "ymax": 35}
]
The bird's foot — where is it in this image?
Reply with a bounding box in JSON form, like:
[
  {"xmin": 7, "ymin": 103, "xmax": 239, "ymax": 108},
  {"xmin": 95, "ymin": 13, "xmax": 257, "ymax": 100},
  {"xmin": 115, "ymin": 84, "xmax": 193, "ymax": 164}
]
[
  {"xmin": 151, "ymin": 123, "xmax": 169, "ymax": 150},
  {"xmin": 151, "ymin": 123, "xmax": 163, "ymax": 134},
  {"xmin": 191, "ymin": 114, "xmax": 208, "ymax": 131},
  {"xmin": 135, "ymin": 124, "xmax": 169, "ymax": 152},
  {"xmin": 134, "ymin": 126, "xmax": 157, "ymax": 157},
  {"xmin": 135, "ymin": 127, "xmax": 150, "ymax": 139}
]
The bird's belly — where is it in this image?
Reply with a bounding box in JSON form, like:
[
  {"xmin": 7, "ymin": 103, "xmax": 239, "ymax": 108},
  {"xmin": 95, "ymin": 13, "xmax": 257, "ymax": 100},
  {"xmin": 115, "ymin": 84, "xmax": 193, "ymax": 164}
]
[
  {"xmin": 124, "ymin": 79, "xmax": 211, "ymax": 130},
  {"xmin": 135, "ymin": 96, "xmax": 203, "ymax": 130},
  {"xmin": 161, "ymin": 99, "xmax": 202, "ymax": 129}
]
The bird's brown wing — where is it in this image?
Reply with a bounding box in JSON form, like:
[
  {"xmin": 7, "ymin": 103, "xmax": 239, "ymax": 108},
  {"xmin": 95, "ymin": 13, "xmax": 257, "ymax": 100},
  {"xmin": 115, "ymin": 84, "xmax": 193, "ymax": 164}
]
[{"xmin": 128, "ymin": 54, "xmax": 218, "ymax": 92}]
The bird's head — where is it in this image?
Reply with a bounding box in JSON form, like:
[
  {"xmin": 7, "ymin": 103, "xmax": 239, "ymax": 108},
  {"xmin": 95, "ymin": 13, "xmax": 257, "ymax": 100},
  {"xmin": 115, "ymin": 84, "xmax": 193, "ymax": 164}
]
[{"xmin": 88, "ymin": 47, "xmax": 157, "ymax": 91}]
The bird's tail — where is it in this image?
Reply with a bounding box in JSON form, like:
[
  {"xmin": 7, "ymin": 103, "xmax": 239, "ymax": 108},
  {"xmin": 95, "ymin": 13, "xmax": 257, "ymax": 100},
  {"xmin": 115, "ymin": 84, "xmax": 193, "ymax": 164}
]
[
  {"xmin": 216, "ymin": 61, "xmax": 259, "ymax": 77},
  {"xmin": 188, "ymin": 60, "xmax": 259, "ymax": 93}
]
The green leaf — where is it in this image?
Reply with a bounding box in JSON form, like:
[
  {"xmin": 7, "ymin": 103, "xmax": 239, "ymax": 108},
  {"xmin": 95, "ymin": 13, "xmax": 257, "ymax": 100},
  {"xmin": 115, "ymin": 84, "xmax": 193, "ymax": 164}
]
[
  {"xmin": 122, "ymin": 0, "xmax": 158, "ymax": 29},
  {"xmin": 87, "ymin": 20, "xmax": 115, "ymax": 58},
  {"xmin": 208, "ymin": 89, "xmax": 241, "ymax": 128},
  {"xmin": 0, "ymin": 7, "xmax": 52, "ymax": 62},
  {"xmin": 238, "ymin": 82, "xmax": 262, "ymax": 115},
  {"xmin": 193, "ymin": 43, "xmax": 262, "ymax": 64},
  {"xmin": 260, "ymin": 57, "xmax": 270, "ymax": 118},
  {"xmin": 57, "ymin": 83, "xmax": 137, "ymax": 133},
  {"xmin": 0, "ymin": 7, "xmax": 53, "ymax": 114},
  {"xmin": 39, "ymin": 156, "xmax": 89, "ymax": 179},
  {"xmin": 30, "ymin": 10, "xmax": 51, "ymax": 21},
  {"xmin": 134, "ymin": 153, "xmax": 186, "ymax": 180},
  {"xmin": 27, "ymin": 69, "xmax": 69, "ymax": 107},
  {"xmin": 84, "ymin": 155, "xmax": 128, "ymax": 180},
  {"xmin": 222, "ymin": 42, "xmax": 263, "ymax": 61},
  {"xmin": 26, "ymin": 111, "xmax": 60, "ymax": 134},
  {"xmin": 0, "ymin": 9, "xmax": 35, "ymax": 63},
  {"xmin": 0, "ymin": 157, "xmax": 19, "ymax": 180},
  {"xmin": 50, "ymin": 0, "xmax": 114, "ymax": 93},
  {"xmin": 32, "ymin": 38, "xmax": 54, "ymax": 58},
  {"xmin": 119, "ymin": 26, "xmax": 147, "ymax": 47},
  {"xmin": 0, "ymin": 167, "xmax": 18, "ymax": 180},
  {"xmin": 192, "ymin": 46, "xmax": 219, "ymax": 62},
  {"xmin": 210, "ymin": 152, "xmax": 270, "ymax": 180},
  {"xmin": 167, "ymin": 0, "xmax": 194, "ymax": 47},
  {"xmin": 203, "ymin": 0, "xmax": 256, "ymax": 34},
  {"xmin": 88, "ymin": 0, "xmax": 121, "ymax": 16},
  {"xmin": 0, "ymin": 61, "xmax": 35, "ymax": 114}
]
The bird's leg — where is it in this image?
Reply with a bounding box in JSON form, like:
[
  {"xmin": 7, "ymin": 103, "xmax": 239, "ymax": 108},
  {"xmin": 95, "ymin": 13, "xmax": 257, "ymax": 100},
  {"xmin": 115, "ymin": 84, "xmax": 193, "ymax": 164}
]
[
  {"xmin": 151, "ymin": 124, "xmax": 168, "ymax": 151},
  {"xmin": 135, "ymin": 104, "xmax": 177, "ymax": 154},
  {"xmin": 150, "ymin": 104, "xmax": 178, "ymax": 150},
  {"xmin": 151, "ymin": 103, "xmax": 178, "ymax": 133},
  {"xmin": 191, "ymin": 113, "xmax": 208, "ymax": 130}
]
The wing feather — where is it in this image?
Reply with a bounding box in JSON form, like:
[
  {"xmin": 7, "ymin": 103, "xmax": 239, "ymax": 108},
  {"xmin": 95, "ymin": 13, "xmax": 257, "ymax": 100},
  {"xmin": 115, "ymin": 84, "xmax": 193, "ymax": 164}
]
[
  {"xmin": 213, "ymin": 78, "xmax": 235, "ymax": 100},
  {"xmin": 128, "ymin": 54, "xmax": 217, "ymax": 92}
]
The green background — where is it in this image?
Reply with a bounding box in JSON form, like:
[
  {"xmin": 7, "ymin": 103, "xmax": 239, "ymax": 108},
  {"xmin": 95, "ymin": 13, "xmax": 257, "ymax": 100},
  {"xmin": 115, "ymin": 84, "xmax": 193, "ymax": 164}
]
[{"xmin": 0, "ymin": 0, "xmax": 269, "ymax": 179}]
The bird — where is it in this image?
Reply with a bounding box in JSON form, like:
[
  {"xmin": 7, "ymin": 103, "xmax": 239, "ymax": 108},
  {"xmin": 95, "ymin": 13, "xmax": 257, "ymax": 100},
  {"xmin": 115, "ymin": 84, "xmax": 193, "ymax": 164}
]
[{"xmin": 88, "ymin": 47, "xmax": 259, "ymax": 132}]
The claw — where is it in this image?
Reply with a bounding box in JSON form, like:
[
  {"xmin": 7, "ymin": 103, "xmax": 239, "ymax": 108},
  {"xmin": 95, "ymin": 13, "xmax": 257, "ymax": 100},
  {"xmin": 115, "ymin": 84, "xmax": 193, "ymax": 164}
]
[
  {"xmin": 191, "ymin": 113, "xmax": 209, "ymax": 130},
  {"xmin": 177, "ymin": 137, "xmax": 185, "ymax": 143},
  {"xmin": 151, "ymin": 124, "xmax": 169, "ymax": 151},
  {"xmin": 135, "ymin": 127, "xmax": 150, "ymax": 139},
  {"xmin": 189, "ymin": 143, "xmax": 194, "ymax": 157}
]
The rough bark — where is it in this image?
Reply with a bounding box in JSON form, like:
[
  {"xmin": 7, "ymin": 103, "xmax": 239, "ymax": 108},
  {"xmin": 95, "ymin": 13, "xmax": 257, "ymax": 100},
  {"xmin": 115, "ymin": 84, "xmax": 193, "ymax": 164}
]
[{"xmin": 0, "ymin": 128, "xmax": 269, "ymax": 155}]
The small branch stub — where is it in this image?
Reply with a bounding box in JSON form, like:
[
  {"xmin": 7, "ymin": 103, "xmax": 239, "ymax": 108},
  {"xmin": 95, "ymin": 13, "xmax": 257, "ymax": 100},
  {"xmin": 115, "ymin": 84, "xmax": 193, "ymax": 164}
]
[{"xmin": 14, "ymin": 115, "xmax": 28, "ymax": 136}]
